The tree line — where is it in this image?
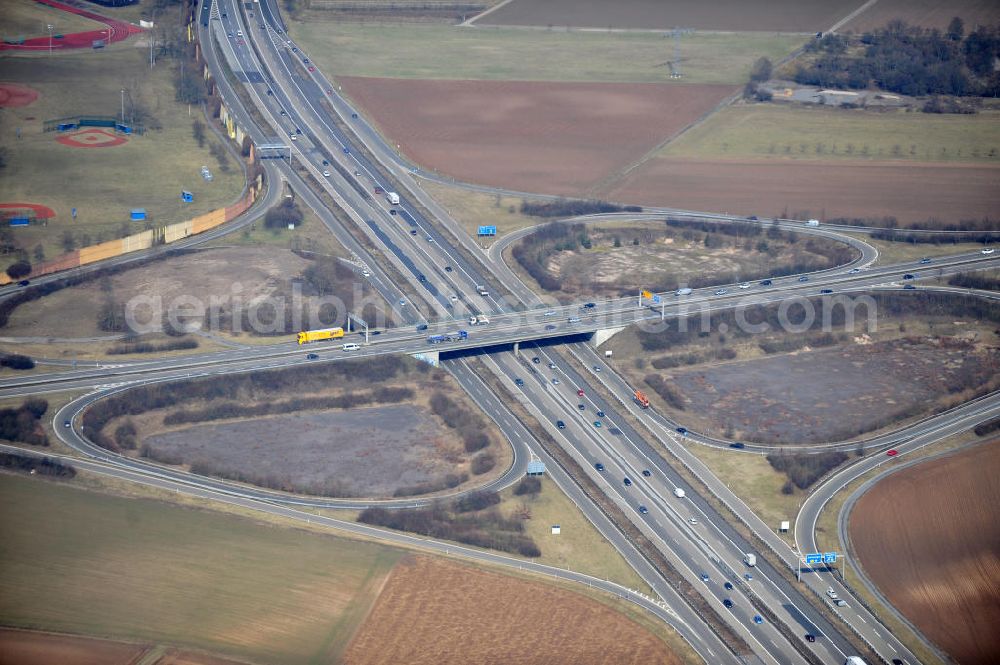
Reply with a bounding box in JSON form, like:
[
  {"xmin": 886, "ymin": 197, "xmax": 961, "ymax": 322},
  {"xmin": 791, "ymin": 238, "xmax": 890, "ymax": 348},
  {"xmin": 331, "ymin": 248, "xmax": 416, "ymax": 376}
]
[
  {"xmin": 767, "ymin": 451, "xmax": 849, "ymax": 493},
  {"xmin": 794, "ymin": 20, "xmax": 1000, "ymax": 98},
  {"xmin": 519, "ymin": 199, "xmax": 640, "ymax": 218},
  {"xmin": 429, "ymin": 391, "xmax": 491, "ymax": 453}
]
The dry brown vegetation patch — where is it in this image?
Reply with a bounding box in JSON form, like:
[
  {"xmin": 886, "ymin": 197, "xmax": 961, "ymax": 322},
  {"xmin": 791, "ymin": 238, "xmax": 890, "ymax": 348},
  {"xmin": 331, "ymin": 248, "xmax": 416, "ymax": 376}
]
[
  {"xmin": 341, "ymin": 556, "xmax": 682, "ymax": 665},
  {"xmin": 337, "ymin": 76, "xmax": 736, "ymax": 196},
  {"xmin": 849, "ymin": 441, "xmax": 1000, "ymax": 664}
]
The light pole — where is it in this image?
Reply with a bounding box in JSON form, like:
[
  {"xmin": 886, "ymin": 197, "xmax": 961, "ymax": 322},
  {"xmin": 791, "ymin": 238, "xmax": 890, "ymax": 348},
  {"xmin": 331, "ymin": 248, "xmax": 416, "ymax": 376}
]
[
  {"xmin": 47, "ymin": 24, "xmax": 53, "ymax": 55},
  {"xmin": 120, "ymin": 88, "xmax": 125, "ymax": 126}
]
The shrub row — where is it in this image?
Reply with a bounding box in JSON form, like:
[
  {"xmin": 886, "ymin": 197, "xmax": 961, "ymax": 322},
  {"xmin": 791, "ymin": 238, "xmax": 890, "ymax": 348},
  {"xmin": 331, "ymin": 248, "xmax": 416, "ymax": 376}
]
[
  {"xmin": 429, "ymin": 391, "xmax": 491, "ymax": 453},
  {"xmin": 519, "ymin": 199, "xmax": 639, "ymax": 218},
  {"xmin": 973, "ymin": 417, "xmax": 1000, "ymax": 437},
  {"xmin": 0, "ymin": 354, "xmax": 34, "ymax": 370},
  {"xmin": 163, "ymin": 386, "xmax": 414, "ymax": 426},
  {"xmin": 392, "ymin": 473, "xmax": 468, "ymax": 497},
  {"xmin": 767, "ymin": 451, "xmax": 849, "ymax": 491},
  {"xmin": 0, "ymin": 452, "xmax": 74, "ymax": 478},
  {"xmin": 359, "ymin": 498, "xmax": 541, "ymax": 558},
  {"xmin": 948, "ymin": 272, "xmax": 1000, "ymax": 291},
  {"xmin": 0, "ymin": 399, "xmax": 49, "ymax": 446},
  {"xmin": 644, "ymin": 374, "xmax": 685, "ymax": 411},
  {"xmin": 107, "ymin": 338, "xmax": 199, "ymax": 355}
]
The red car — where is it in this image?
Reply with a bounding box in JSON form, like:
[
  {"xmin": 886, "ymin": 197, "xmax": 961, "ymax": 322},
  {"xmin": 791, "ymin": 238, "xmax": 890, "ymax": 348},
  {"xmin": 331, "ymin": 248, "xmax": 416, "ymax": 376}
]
[
  {"xmin": 577, "ymin": 389, "xmax": 585, "ymax": 397},
  {"xmin": 886, "ymin": 449, "xmax": 899, "ymax": 457},
  {"xmin": 308, "ymin": 66, "xmax": 315, "ymax": 72}
]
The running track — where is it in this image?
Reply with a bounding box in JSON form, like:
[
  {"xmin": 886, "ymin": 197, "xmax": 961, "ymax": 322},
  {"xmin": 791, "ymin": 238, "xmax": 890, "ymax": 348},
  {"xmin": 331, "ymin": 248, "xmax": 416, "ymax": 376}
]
[{"xmin": 0, "ymin": 0, "xmax": 142, "ymax": 51}]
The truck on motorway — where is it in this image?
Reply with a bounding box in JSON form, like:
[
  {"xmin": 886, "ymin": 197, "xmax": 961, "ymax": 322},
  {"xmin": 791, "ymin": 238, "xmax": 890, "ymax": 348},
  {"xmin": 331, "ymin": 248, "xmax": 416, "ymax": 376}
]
[
  {"xmin": 673, "ymin": 487, "xmax": 686, "ymax": 498},
  {"xmin": 744, "ymin": 553, "xmax": 757, "ymax": 567},
  {"xmin": 806, "ymin": 219, "xmax": 820, "ymax": 227},
  {"xmin": 844, "ymin": 658, "xmax": 868, "ymax": 665},
  {"xmin": 428, "ymin": 330, "xmax": 468, "ymax": 344},
  {"xmin": 387, "ymin": 191, "xmax": 400, "ymax": 205},
  {"xmin": 476, "ymin": 284, "xmax": 490, "ymax": 297},
  {"xmin": 297, "ymin": 327, "xmax": 345, "ymax": 345},
  {"xmin": 676, "ymin": 287, "xmax": 693, "ymax": 296},
  {"xmin": 469, "ymin": 315, "xmax": 490, "ymax": 325},
  {"xmin": 634, "ymin": 389, "xmax": 650, "ymax": 408}
]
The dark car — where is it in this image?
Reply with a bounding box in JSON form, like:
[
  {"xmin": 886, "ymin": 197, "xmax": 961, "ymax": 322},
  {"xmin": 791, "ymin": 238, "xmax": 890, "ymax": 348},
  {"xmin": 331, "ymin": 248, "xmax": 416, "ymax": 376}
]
[
  {"xmin": 623, "ymin": 477, "xmax": 632, "ymax": 486},
  {"xmin": 545, "ymin": 324, "xmax": 557, "ymax": 331},
  {"xmin": 17, "ymin": 280, "xmax": 29, "ymax": 286},
  {"xmin": 582, "ymin": 302, "xmax": 596, "ymax": 309},
  {"xmin": 351, "ymin": 112, "xmax": 359, "ymax": 119},
  {"xmin": 903, "ymin": 273, "xmax": 914, "ymax": 279},
  {"xmin": 577, "ymin": 403, "xmax": 586, "ymax": 410},
  {"xmin": 410, "ymin": 229, "xmax": 417, "ymax": 235},
  {"xmin": 820, "ymin": 288, "xmax": 833, "ymax": 294},
  {"xmin": 724, "ymin": 581, "xmax": 733, "ymax": 590},
  {"xmin": 596, "ymin": 410, "xmax": 605, "ymax": 418},
  {"xmin": 444, "ymin": 266, "xmax": 453, "ymax": 272},
  {"xmin": 642, "ymin": 469, "xmax": 651, "ymax": 477},
  {"xmin": 903, "ymin": 284, "xmax": 916, "ymax": 289},
  {"xmin": 306, "ymin": 353, "xmax": 319, "ymax": 360},
  {"xmin": 729, "ymin": 442, "xmax": 746, "ymax": 449},
  {"xmin": 389, "ymin": 209, "xmax": 397, "ymax": 215},
  {"xmin": 63, "ymin": 420, "xmax": 71, "ymax": 428},
  {"xmin": 514, "ymin": 378, "xmax": 524, "ymax": 387},
  {"xmin": 343, "ymin": 146, "xmax": 350, "ymax": 154},
  {"xmin": 723, "ymin": 599, "xmax": 733, "ymax": 608},
  {"xmin": 760, "ymin": 279, "xmax": 772, "ymax": 286},
  {"xmin": 418, "ymin": 274, "xmax": 426, "ymax": 282},
  {"xmin": 595, "ymin": 462, "xmax": 605, "ymax": 471},
  {"xmin": 322, "ymin": 159, "xmax": 329, "ymax": 166},
  {"xmin": 676, "ymin": 427, "xmax": 688, "ymax": 435},
  {"xmin": 748, "ymin": 215, "xmax": 758, "ymax": 221},
  {"xmin": 638, "ymin": 505, "xmax": 648, "ymax": 514},
  {"xmin": 805, "ymin": 634, "xmax": 816, "ymax": 643},
  {"xmin": 532, "ymin": 356, "xmax": 541, "ymax": 364},
  {"xmin": 302, "ymin": 57, "xmax": 309, "ymax": 64},
  {"xmin": 416, "ymin": 324, "xmax": 428, "ymax": 331},
  {"xmin": 556, "ymin": 420, "xmax": 566, "ymax": 429}
]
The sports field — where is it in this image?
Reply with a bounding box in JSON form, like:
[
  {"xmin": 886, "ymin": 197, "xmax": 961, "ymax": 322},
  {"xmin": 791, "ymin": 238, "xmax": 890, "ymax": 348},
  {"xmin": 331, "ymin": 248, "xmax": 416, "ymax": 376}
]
[
  {"xmin": 477, "ymin": 0, "xmax": 859, "ymax": 32},
  {"xmin": 660, "ymin": 106, "xmax": 1000, "ymax": 164},
  {"xmin": 290, "ymin": 22, "xmax": 803, "ymax": 85},
  {"xmin": 2, "ymin": 0, "xmax": 103, "ymax": 40},
  {"xmin": 0, "ymin": 474, "xmax": 400, "ymax": 664},
  {"xmin": 0, "ymin": 47, "xmax": 244, "ymax": 270}
]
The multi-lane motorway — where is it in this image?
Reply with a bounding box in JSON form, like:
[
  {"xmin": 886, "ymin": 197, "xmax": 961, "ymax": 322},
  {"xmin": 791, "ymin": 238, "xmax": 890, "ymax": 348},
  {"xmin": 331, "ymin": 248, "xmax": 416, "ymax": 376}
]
[{"xmin": 3, "ymin": 1, "xmax": 998, "ymax": 663}]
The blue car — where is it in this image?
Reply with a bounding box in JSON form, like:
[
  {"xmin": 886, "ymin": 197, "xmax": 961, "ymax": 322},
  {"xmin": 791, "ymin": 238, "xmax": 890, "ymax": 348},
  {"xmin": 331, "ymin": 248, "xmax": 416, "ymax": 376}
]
[{"xmin": 753, "ymin": 615, "xmax": 763, "ymax": 625}]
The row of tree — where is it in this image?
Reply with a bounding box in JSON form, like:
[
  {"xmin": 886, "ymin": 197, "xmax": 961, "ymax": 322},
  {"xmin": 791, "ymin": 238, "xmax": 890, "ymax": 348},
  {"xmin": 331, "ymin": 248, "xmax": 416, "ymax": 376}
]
[
  {"xmin": 768, "ymin": 451, "xmax": 849, "ymax": 492},
  {"xmin": 0, "ymin": 451, "xmax": 74, "ymax": 478},
  {"xmin": 519, "ymin": 199, "xmax": 640, "ymax": 218},
  {"xmin": 429, "ymin": 391, "xmax": 491, "ymax": 453}
]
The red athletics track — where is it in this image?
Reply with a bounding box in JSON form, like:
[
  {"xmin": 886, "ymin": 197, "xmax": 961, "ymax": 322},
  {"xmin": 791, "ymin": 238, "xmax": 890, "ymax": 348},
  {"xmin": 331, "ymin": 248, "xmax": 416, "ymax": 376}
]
[
  {"xmin": 0, "ymin": 0, "xmax": 142, "ymax": 51},
  {"xmin": 0, "ymin": 203, "xmax": 56, "ymax": 219}
]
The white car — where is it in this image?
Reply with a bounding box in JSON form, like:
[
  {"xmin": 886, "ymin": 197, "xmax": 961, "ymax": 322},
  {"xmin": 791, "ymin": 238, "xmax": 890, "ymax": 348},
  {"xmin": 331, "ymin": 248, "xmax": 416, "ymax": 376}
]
[
  {"xmin": 738, "ymin": 282, "xmax": 750, "ymax": 289},
  {"xmin": 983, "ymin": 248, "xmax": 996, "ymax": 255},
  {"xmin": 688, "ymin": 517, "xmax": 698, "ymax": 525},
  {"xmin": 714, "ymin": 289, "xmax": 728, "ymax": 296},
  {"xmin": 322, "ymin": 170, "xmax": 331, "ymax": 177},
  {"xmin": 342, "ymin": 343, "xmax": 360, "ymax": 352}
]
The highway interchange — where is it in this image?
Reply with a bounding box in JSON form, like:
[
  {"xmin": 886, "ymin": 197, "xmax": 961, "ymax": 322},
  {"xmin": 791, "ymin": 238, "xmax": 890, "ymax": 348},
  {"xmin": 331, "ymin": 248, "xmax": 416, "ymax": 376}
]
[{"xmin": 2, "ymin": 1, "xmax": 998, "ymax": 663}]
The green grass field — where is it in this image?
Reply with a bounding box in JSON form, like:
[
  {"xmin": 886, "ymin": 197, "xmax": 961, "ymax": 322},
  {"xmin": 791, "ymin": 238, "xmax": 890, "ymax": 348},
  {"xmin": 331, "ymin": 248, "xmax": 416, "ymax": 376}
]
[
  {"xmin": 0, "ymin": 474, "xmax": 401, "ymax": 664},
  {"xmin": 0, "ymin": 46, "xmax": 245, "ymax": 270},
  {"xmin": 2, "ymin": 0, "xmax": 103, "ymax": 39},
  {"xmin": 501, "ymin": 480, "xmax": 648, "ymax": 592},
  {"xmin": 660, "ymin": 105, "xmax": 1000, "ymax": 162},
  {"xmin": 421, "ymin": 180, "xmax": 542, "ymax": 241},
  {"xmin": 288, "ymin": 22, "xmax": 804, "ymax": 84}
]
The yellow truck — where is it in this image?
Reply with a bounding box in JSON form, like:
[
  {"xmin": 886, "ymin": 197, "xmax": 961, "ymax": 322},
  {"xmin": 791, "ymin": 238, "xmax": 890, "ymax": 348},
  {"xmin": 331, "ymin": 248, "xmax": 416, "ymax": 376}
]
[{"xmin": 297, "ymin": 327, "xmax": 345, "ymax": 345}]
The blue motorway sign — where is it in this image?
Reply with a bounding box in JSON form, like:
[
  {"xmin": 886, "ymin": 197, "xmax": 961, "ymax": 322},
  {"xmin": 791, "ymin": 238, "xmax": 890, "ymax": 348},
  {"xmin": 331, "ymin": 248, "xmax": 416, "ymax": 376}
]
[
  {"xmin": 477, "ymin": 225, "xmax": 497, "ymax": 237},
  {"xmin": 652, "ymin": 294, "xmax": 661, "ymax": 304},
  {"xmin": 805, "ymin": 553, "xmax": 823, "ymax": 564},
  {"xmin": 823, "ymin": 552, "xmax": 838, "ymax": 563}
]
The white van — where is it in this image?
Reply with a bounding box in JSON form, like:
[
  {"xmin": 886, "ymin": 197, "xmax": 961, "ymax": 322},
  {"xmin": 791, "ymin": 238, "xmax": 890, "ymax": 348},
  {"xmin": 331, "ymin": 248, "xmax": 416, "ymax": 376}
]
[{"xmin": 342, "ymin": 343, "xmax": 360, "ymax": 351}]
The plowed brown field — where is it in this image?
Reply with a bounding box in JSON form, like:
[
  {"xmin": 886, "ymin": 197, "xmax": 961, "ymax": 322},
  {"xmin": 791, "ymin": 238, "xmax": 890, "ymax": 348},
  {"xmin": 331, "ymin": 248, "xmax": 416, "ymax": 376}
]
[
  {"xmin": 337, "ymin": 76, "xmax": 736, "ymax": 196},
  {"xmin": 0, "ymin": 629, "xmax": 145, "ymax": 665},
  {"xmin": 608, "ymin": 157, "xmax": 1000, "ymax": 225},
  {"xmin": 341, "ymin": 556, "xmax": 681, "ymax": 665},
  {"xmin": 479, "ymin": 0, "xmax": 856, "ymax": 32},
  {"xmin": 844, "ymin": 0, "xmax": 1000, "ymax": 32},
  {"xmin": 849, "ymin": 442, "xmax": 1000, "ymax": 664}
]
